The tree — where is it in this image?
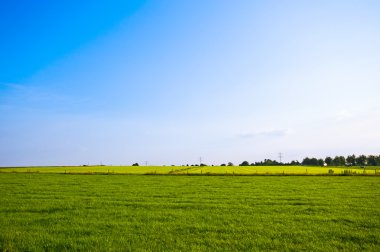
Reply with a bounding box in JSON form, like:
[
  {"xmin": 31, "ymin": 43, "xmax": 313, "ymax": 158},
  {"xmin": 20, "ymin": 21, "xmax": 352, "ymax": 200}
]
[
  {"xmin": 302, "ymin": 157, "xmax": 319, "ymax": 166},
  {"xmin": 310, "ymin": 158, "xmax": 319, "ymax": 166},
  {"xmin": 262, "ymin": 159, "xmax": 279, "ymax": 166},
  {"xmin": 227, "ymin": 162, "xmax": 233, "ymax": 166},
  {"xmin": 356, "ymin": 155, "xmax": 367, "ymax": 166},
  {"xmin": 339, "ymin": 156, "xmax": 346, "ymax": 166},
  {"xmin": 367, "ymin": 155, "xmax": 377, "ymax": 166},
  {"xmin": 302, "ymin": 157, "xmax": 311, "ymax": 166},
  {"xmin": 240, "ymin": 161, "xmax": 250, "ymax": 166},
  {"xmin": 376, "ymin": 156, "xmax": 380, "ymax": 166},
  {"xmin": 318, "ymin": 159, "xmax": 325, "ymax": 166},
  {"xmin": 325, "ymin": 157, "xmax": 332, "ymax": 166},
  {"xmin": 132, "ymin": 163, "xmax": 139, "ymax": 166},
  {"xmin": 346, "ymin": 154, "xmax": 356, "ymax": 166},
  {"xmin": 290, "ymin": 160, "xmax": 300, "ymax": 165},
  {"xmin": 220, "ymin": 163, "xmax": 226, "ymax": 166},
  {"xmin": 332, "ymin": 156, "xmax": 345, "ymax": 166}
]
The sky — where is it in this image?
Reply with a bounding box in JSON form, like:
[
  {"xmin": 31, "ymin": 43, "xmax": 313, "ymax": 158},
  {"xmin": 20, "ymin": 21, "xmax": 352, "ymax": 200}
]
[{"xmin": 1, "ymin": 0, "xmax": 379, "ymax": 166}]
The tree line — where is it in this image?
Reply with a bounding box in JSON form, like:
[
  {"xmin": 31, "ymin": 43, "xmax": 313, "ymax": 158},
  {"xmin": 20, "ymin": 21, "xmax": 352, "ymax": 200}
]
[
  {"xmin": 130, "ymin": 154, "xmax": 380, "ymax": 167},
  {"xmin": 238, "ymin": 154, "xmax": 380, "ymax": 167}
]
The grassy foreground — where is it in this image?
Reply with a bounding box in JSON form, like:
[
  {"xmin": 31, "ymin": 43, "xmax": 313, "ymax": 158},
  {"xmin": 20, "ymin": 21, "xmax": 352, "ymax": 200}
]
[
  {"xmin": 0, "ymin": 174, "xmax": 379, "ymax": 251},
  {"xmin": 1, "ymin": 165, "xmax": 379, "ymax": 175}
]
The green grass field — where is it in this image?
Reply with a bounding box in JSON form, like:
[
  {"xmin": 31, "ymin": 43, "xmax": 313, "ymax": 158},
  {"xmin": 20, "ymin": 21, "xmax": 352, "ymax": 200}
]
[
  {"xmin": 1, "ymin": 173, "xmax": 379, "ymax": 251},
  {"xmin": 0, "ymin": 165, "xmax": 379, "ymax": 175}
]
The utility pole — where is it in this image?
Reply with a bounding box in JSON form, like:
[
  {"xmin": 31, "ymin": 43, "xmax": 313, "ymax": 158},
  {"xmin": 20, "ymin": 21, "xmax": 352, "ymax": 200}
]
[
  {"xmin": 199, "ymin": 157, "xmax": 202, "ymax": 166},
  {"xmin": 145, "ymin": 161, "xmax": 148, "ymax": 166},
  {"xmin": 278, "ymin": 153, "xmax": 283, "ymax": 164}
]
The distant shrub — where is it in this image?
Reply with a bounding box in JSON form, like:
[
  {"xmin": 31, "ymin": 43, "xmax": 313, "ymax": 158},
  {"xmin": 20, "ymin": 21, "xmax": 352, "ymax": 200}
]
[
  {"xmin": 239, "ymin": 161, "xmax": 250, "ymax": 166},
  {"xmin": 342, "ymin": 170, "xmax": 356, "ymax": 175},
  {"xmin": 132, "ymin": 163, "xmax": 139, "ymax": 166},
  {"xmin": 328, "ymin": 169, "xmax": 334, "ymax": 174}
]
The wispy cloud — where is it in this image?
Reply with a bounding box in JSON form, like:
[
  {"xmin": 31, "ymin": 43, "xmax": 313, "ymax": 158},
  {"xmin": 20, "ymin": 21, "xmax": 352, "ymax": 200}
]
[
  {"xmin": 0, "ymin": 82, "xmax": 26, "ymax": 91},
  {"xmin": 0, "ymin": 82, "xmax": 90, "ymax": 114},
  {"xmin": 238, "ymin": 129, "xmax": 289, "ymax": 139}
]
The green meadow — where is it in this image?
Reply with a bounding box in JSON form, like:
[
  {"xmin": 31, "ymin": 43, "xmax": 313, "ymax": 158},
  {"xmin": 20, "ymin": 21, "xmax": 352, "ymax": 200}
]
[
  {"xmin": 0, "ymin": 165, "xmax": 378, "ymax": 175},
  {"xmin": 1, "ymin": 173, "xmax": 379, "ymax": 251}
]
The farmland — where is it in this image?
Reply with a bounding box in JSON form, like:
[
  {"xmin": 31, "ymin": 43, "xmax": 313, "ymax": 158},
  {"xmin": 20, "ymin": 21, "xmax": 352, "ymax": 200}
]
[
  {"xmin": 0, "ymin": 173, "xmax": 379, "ymax": 251},
  {"xmin": 0, "ymin": 165, "xmax": 378, "ymax": 175}
]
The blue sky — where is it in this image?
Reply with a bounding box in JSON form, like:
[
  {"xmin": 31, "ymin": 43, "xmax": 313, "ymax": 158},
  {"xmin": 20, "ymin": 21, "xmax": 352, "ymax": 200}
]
[{"xmin": 1, "ymin": 0, "xmax": 379, "ymax": 166}]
